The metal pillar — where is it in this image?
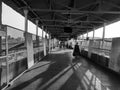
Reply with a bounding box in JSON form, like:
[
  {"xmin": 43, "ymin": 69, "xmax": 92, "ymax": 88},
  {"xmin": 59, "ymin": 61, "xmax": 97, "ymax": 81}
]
[
  {"xmin": 102, "ymin": 23, "xmax": 106, "ymax": 48},
  {"xmin": 24, "ymin": 9, "xmax": 34, "ymax": 68},
  {"xmin": 0, "ymin": 0, "xmax": 2, "ymax": 56},
  {"xmin": 6, "ymin": 30, "xmax": 9, "ymax": 85},
  {"xmin": 48, "ymin": 33, "xmax": 51, "ymax": 53},
  {"xmin": 36, "ymin": 20, "xmax": 39, "ymax": 47},
  {"xmin": 82, "ymin": 34, "xmax": 84, "ymax": 40},
  {"xmin": 52, "ymin": 38, "xmax": 54, "ymax": 50},
  {"xmin": 42, "ymin": 26, "xmax": 47, "ymax": 56},
  {"xmin": 93, "ymin": 28, "xmax": 95, "ymax": 40},
  {"xmin": 36, "ymin": 20, "xmax": 40, "ymax": 61},
  {"xmin": 42, "ymin": 26, "xmax": 44, "ymax": 39},
  {"xmin": 86, "ymin": 30, "xmax": 88, "ymax": 38},
  {"xmin": 0, "ymin": 0, "xmax": 2, "ymax": 87}
]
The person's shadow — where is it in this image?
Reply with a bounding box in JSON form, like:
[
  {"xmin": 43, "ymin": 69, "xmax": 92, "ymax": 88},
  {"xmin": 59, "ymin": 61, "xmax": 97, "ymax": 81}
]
[{"xmin": 72, "ymin": 57, "xmax": 80, "ymax": 63}]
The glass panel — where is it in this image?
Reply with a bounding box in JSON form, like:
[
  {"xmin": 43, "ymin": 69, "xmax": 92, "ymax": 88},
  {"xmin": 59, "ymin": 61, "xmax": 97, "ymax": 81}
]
[
  {"xmin": 0, "ymin": 56, "xmax": 7, "ymax": 89},
  {"xmin": 39, "ymin": 36, "xmax": 44, "ymax": 60},
  {"xmin": 7, "ymin": 26, "xmax": 27, "ymax": 82},
  {"xmin": 7, "ymin": 26, "xmax": 25, "ymax": 54},
  {"xmin": 1, "ymin": 36, "xmax": 6, "ymax": 56},
  {"xmin": 0, "ymin": 29, "xmax": 7, "ymax": 88},
  {"xmin": 90, "ymin": 39, "xmax": 112, "ymax": 57},
  {"xmin": 32, "ymin": 34, "xmax": 37, "ymax": 62},
  {"xmin": 33, "ymin": 35, "xmax": 44, "ymax": 63}
]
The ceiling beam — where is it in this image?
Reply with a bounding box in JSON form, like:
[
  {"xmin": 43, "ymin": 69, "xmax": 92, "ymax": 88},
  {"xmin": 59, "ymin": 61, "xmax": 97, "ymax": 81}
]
[
  {"xmin": 20, "ymin": 0, "xmax": 46, "ymax": 26},
  {"xmin": 55, "ymin": 13, "xmax": 68, "ymax": 20},
  {"xmin": 77, "ymin": 1, "xmax": 99, "ymax": 10},
  {"xmin": 47, "ymin": 27, "xmax": 88, "ymax": 31},
  {"xmin": 32, "ymin": 18, "xmax": 104, "ymax": 23},
  {"xmin": 32, "ymin": 9, "xmax": 120, "ymax": 14},
  {"xmin": 44, "ymin": 24, "xmax": 93, "ymax": 28},
  {"xmin": 103, "ymin": 1, "xmax": 120, "ymax": 10},
  {"xmin": 89, "ymin": 14, "xmax": 109, "ymax": 22}
]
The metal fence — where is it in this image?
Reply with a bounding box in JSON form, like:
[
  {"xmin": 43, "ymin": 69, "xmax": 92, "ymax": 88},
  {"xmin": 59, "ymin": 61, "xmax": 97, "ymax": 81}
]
[{"xmin": 0, "ymin": 25, "xmax": 45, "ymax": 89}]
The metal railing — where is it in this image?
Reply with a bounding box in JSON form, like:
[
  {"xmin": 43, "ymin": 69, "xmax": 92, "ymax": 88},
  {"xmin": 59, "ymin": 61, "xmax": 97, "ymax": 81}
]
[
  {"xmin": 80, "ymin": 39, "xmax": 112, "ymax": 57},
  {"xmin": 0, "ymin": 25, "xmax": 45, "ymax": 89}
]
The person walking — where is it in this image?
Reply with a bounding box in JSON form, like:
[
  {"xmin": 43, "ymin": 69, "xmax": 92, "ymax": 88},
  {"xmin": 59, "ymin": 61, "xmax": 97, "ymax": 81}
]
[{"xmin": 73, "ymin": 42, "xmax": 80, "ymax": 59}]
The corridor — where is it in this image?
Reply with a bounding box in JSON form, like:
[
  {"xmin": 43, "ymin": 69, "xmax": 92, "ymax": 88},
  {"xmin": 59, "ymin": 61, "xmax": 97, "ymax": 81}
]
[{"xmin": 6, "ymin": 49, "xmax": 120, "ymax": 90}]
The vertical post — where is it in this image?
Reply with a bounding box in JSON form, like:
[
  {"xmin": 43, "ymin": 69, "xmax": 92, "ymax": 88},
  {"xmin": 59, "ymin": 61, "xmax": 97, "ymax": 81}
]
[
  {"xmin": 24, "ymin": 9, "xmax": 28, "ymax": 32},
  {"xmin": 86, "ymin": 30, "xmax": 88, "ymax": 38},
  {"xmin": 0, "ymin": 0, "xmax": 2, "ymax": 87},
  {"xmin": 52, "ymin": 38, "xmax": 54, "ymax": 49},
  {"xmin": 0, "ymin": 0, "xmax": 2, "ymax": 56},
  {"xmin": 48, "ymin": 33, "xmax": 51, "ymax": 53},
  {"xmin": 82, "ymin": 34, "xmax": 84, "ymax": 40},
  {"xmin": 42, "ymin": 26, "xmax": 44, "ymax": 39},
  {"xmin": 6, "ymin": 31, "xmax": 9, "ymax": 85},
  {"xmin": 102, "ymin": 23, "xmax": 106, "ymax": 49},
  {"xmin": 45, "ymin": 30, "xmax": 47, "ymax": 54},
  {"xmin": 24, "ymin": 9, "xmax": 34, "ymax": 68},
  {"xmin": 42, "ymin": 26, "xmax": 47, "ymax": 56},
  {"xmin": 36, "ymin": 20, "xmax": 39, "ymax": 47},
  {"xmin": 36, "ymin": 20, "xmax": 39, "ymax": 61},
  {"xmin": 93, "ymin": 28, "xmax": 95, "ymax": 40},
  {"xmin": 45, "ymin": 29, "xmax": 47, "ymax": 48}
]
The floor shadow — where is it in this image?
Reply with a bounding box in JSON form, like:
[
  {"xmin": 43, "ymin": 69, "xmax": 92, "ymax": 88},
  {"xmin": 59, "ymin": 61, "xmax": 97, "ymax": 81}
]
[
  {"xmin": 35, "ymin": 53, "xmax": 70, "ymax": 90},
  {"xmin": 40, "ymin": 63, "xmax": 78, "ymax": 90},
  {"xmin": 8, "ymin": 52, "xmax": 71, "ymax": 90},
  {"xmin": 72, "ymin": 58, "xmax": 80, "ymax": 63},
  {"xmin": 25, "ymin": 62, "xmax": 53, "ymax": 73},
  {"xmin": 59, "ymin": 73, "xmax": 82, "ymax": 90}
]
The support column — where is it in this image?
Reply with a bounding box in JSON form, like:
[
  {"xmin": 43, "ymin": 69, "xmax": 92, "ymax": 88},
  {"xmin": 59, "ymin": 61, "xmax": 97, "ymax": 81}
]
[
  {"xmin": 51, "ymin": 37, "xmax": 53, "ymax": 51},
  {"xmin": 42, "ymin": 26, "xmax": 47, "ymax": 56},
  {"xmin": 24, "ymin": 9, "xmax": 34, "ymax": 68},
  {"xmin": 48, "ymin": 33, "xmax": 51, "ymax": 53},
  {"xmin": 86, "ymin": 30, "xmax": 89, "ymax": 40},
  {"xmin": 42, "ymin": 26, "xmax": 44, "ymax": 39},
  {"xmin": 0, "ymin": 0, "xmax": 2, "ymax": 55},
  {"xmin": 102, "ymin": 23, "xmax": 106, "ymax": 48},
  {"xmin": 86, "ymin": 30, "xmax": 88, "ymax": 38},
  {"xmin": 36, "ymin": 20, "xmax": 40, "ymax": 61},
  {"xmin": 45, "ymin": 30, "xmax": 47, "ymax": 55},
  {"xmin": 52, "ymin": 38, "xmax": 54, "ymax": 49},
  {"xmin": 36, "ymin": 20, "xmax": 39, "ymax": 47},
  {"xmin": 82, "ymin": 34, "xmax": 84, "ymax": 40},
  {"xmin": 93, "ymin": 28, "xmax": 95, "ymax": 40},
  {"xmin": 0, "ymin": 0, "xmax": 3, "ymax": 86}
]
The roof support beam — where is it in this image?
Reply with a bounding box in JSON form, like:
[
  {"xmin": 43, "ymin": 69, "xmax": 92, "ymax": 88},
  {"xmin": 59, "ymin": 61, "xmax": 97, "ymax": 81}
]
[
  {"xmin": 44, "ymin": 25, "xmax": 93, "ymax": 28},
  {"xmin": 32, "ymin": 9, "xmax": 120, "ymax": 14},
  {"xmin": 47, "ymin": 27, "xmax": 88, "ymax": 31},
  {"xmin": 32, "ymin": 19, "xmax": 103, "ymax": 23},
  {"xmin": 77, "ymin": 1, "xmax": 99, "ymax": 10},
  {"xmin": 55, "ymin": 13, "xmax": 68, "ymax": 20},
  {"xmin": 103, "ymin": 1, "xmax": 120, "ymax": 10},
  {"xmin": 89, "ymin": 14, "xmax": 109, "ymax": 22}
]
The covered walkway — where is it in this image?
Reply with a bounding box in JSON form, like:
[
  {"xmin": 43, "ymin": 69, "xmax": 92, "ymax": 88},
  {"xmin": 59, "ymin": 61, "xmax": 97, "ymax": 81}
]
[{"xmin": 6, "ymin": 48, "xmax": 120, "ymax": 90}]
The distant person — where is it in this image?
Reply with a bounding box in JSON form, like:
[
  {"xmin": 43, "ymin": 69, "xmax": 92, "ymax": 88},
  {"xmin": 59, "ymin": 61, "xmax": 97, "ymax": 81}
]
[{"xmin": 73, "ymin": 42, "xmax": 80, "ymax": 58}]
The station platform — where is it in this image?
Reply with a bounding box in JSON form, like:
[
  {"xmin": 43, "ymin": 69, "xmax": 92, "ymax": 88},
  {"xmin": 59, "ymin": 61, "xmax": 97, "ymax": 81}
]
[{"xmin": 5, "ymin": 48, "xmax": 120, "ymax": 90}]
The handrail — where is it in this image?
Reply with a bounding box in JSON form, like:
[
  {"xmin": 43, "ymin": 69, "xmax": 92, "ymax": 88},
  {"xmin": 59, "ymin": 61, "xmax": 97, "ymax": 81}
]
[
  {"xmin": 91, "ymin": 47, "xmax": 111, "ymax": 51},
  {"xmin": 8, "ymin": 50, "xmax": 26, "ymax": 56},
  {"xmin": 0, "ymin": 55, "xmax": 7, "ymax": 59}
]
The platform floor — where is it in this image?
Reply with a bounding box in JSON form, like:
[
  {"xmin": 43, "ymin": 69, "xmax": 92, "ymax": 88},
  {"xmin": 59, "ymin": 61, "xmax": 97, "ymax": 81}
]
[{"xmin": 6, "ymin": 48, "xmax": 120, "ymax": 90}]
